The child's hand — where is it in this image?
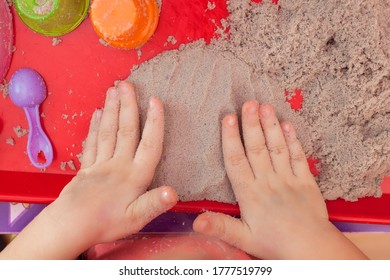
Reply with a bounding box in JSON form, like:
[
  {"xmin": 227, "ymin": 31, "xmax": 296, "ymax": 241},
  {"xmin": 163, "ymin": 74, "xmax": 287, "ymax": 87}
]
[
  {"xmin": 0, "ymin": 81, "xmax": 177, "ymax": 259},
  {"xmin": 193, "ymin": 101, "xmax": 367, "ymax": 259},
  {"xmin": 54, "ymin": 81, "xmax": 178, "ymax": 246}
]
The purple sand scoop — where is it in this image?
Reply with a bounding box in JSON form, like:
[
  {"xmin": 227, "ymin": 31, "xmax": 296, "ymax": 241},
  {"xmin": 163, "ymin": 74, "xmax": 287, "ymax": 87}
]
[{"xmin": 9, "ymin": 68, "xmax": 53, "ymax": 168}]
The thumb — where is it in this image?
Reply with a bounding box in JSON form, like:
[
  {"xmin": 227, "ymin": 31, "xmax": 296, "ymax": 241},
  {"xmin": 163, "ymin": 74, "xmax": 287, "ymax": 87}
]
[
  {"xmin": 125, "ymin": 186, "xmax": 178, "ymax": 232},
  {"xmin": 193, "ymin": 212, "xmax": 250, "ymax": 250}
]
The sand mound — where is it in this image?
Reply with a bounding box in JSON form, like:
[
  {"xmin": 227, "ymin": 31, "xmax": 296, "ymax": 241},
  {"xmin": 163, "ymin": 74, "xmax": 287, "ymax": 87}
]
[
  {"xmin": 129, "ymin": 43, "xmax": 312, "ymax": 202},
  {"xmin": 128, "ymin": 0, "xmax": 390, "ymax": 202}
]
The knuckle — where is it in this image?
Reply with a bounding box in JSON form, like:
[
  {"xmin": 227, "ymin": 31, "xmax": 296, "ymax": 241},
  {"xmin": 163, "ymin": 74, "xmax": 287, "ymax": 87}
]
[
  {"xmin": 82, "ymin": 146, "xmax": 96, "ymax": 156},
  {"xmin": 148, "ymin": 198, "xmax": 163, "ymax": 217},
  {"xmin": 288, "ymin": 139, "xmax": 307, "ymax": 161},
  {"xmin": 126, "ymin": 206, "xmax": 143, "ymax": 231},
  {"xmin": 215, "ymin": 218, "xmax": 240, "ymax": 247},
  {"xmin": 227, "ymin": 153, "xmax": 247, "ymax": 167},
  {"xmin": 268, "ymin": 144, "xmax": 288, "ymax": 155},
  {"xmin": 140, "ymin": 138, "xmax": 158, "ymax": 151},
  {"xmin": 75, "ymin": 168, "xmax": 93, "ymax": 181},
  {"xmin": 127, "ymin": 197, "xmax": 161, "ymax": 230},
  {"xmin": 99, "ymin": 129, "xmax": 116, "ymax": 142},
  {"xmin": 75, "ymin": 169, "xmax": 87, "ymax": 180},
  {"xmin": 213, "ymin": 217, "xmax": 227, "ymax": 237},
  {"xmin": 246, "ymin": 143, "xmax": 267, "ymax": 156},
  {"xmin": 126, "ymin": 200, "xmax": 140, "ymax": 221},
  {"xmin": 225, "ymin": 233, "xmax": 240, "ymax": 248},
  {"xmin": 117, "ymin": 126, "xmax": 138, "ymax": 140},
  {"xmin": 290, "ymin": 151, "xmax": 307, "ymax": 162}
]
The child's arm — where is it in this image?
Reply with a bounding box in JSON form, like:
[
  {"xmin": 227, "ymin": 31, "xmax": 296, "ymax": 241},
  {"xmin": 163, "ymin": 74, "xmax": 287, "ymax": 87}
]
[
  {"xmin": 193, "ymin": 100, "xmax": 368, "ymax": 259},
  {"xmin": 0, "ymin": 81, "xmax": 178, "ymax": 259}
]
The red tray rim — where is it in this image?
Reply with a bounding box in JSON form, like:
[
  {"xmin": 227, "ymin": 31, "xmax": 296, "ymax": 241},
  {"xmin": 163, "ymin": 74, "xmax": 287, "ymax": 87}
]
[{"xmin": 1, "ymin": 170, "xmax": 390, "ymax": 225}]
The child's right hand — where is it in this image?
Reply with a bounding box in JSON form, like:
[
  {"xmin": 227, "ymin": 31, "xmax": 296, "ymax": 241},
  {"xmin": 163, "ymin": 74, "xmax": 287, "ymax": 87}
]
[{"xmin": 193, "ymin": 100, "xmax": 367, "ymax": 259}]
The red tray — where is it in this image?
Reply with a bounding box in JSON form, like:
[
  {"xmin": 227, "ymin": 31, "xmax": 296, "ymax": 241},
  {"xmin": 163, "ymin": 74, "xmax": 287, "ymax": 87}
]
[{"xmin": 1, "ymin": 0, "xmax": 389, "ymax": 224}]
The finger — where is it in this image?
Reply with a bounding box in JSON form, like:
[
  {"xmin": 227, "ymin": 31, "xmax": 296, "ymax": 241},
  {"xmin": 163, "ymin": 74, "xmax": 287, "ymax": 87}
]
[
  {"xmin": 222, "ymin": 114, "xmax": 255, "ymax": 201},
  {"xmin": 134, "ymin": 97, "xmax": 164, "ymax": 174},
  {"xmin": 281, "ymin": 121, "xmax": 312, "ymax": 178},
  {"xmin": 80, "ymin": 109, "xmax": 102, "ymax": 169},
  {"xmin": 193, "ymin": 212, "xmax": 251, "ymax": 250},
  {"xmin": 258, "ymin": 104, "xmax": 292, "ymax": 175},
  {"xmin": 241, "ymin": 100, "xmax": 273, "ymax": 178},
  {"xmin": 125, "ymin": 186, "xmax": 178, "ymax": 232},
  {"xmin": 96, "ymin": 87, "xmax": 120, "ymax": 162},
  {"xmin": 114, "ymin": 81, "xmax": 140, "ymax": 159}
]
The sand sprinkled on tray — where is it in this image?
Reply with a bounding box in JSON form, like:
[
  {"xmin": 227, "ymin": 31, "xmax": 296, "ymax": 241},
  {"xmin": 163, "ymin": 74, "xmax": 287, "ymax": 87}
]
[
  {"xmin": 207, "ymin": 1, "xmax": 216, "ymax": 11},
  {"xmin": 33, "ymin": 0, "xmax": 54, "ymax": 15},
  {"xmin": 51, "ymin": 37, "xmax": 62, "ymax": 46},
  {"xmin": 60, "ymin": 160, "xmax": 77, "ymax": 171},
  {"xmin": 5, "ymin": 137, "xmax": 15, "ymax": 146},
  {"xmin": 0, "ymin": 81, "xmax": 9, "ymax": 98},
  {"xmin": 13, "ymin": 125, "xmax": 28, "ymax": 138},
  {"xmin": 126, "ymin": 0, "xmax": 389, "ymax": 203},
  {"xmin": 164, "ymin": 35, "xmax": 178, "ymax": 46}
]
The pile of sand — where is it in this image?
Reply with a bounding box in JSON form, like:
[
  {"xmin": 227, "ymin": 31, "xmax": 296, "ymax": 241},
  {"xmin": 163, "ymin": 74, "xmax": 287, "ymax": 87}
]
[{"xmin": 128, "ymin": 0, "xmax": 390, "ymax": 203}]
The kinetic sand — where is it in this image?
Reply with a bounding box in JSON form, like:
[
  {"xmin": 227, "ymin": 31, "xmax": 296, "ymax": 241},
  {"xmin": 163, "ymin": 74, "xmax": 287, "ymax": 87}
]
[{"xmin": 127, "ymin": 0, "xmax": 390, "ymax": 203}]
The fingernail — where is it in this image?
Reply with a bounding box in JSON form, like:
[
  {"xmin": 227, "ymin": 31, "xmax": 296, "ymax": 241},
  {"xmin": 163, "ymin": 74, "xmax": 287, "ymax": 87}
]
[
  {"xmin": 282, "ymin": 122, "xmax": 291, "ymax": 133},
  {"xmin": 195, "ymin": 219, "xmax": 209, "ymax": 231},
  {"xmin": 227, "ymin": 115, "xmax": 236, "ymax": 126},
  {"xmin": 161, "ymin": 189, "xmax": 175, "ymax": 204},
  {"xmin": 149, "ymin": 97, "xmax": 161, "ymax": 112},
  {"xmin": 259, "ymin": 105, "xmax": 272, "ymax": 118},
  {"xmin": 109, "ymin": 88, "xmax": 118, "ymax": 99},
  {"xmin": 117, "ymin": 82, "xmax": 126, "ymax": 91},
  {"xmin": 247, "ymin": 102, "xmax": 258, "ymax": 115},
  {"xmin": 149, "ymin": 98, "xmax": 155, "ymax": 110},
  {"xmin": 150, "ymin": 98, "xmax": 164, "ymax": 115},
  {"xmin": 95, "ymin": 109, "xmax": 102, "ymax": 120},
  {"xmin": 118, "ymin": 82, "xmax": 131, "ymax": 94}
]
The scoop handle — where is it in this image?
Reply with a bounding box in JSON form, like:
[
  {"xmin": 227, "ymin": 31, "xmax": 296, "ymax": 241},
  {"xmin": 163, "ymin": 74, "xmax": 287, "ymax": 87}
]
[{"xmin": 24, "ymin": 106, "xmax": 53, "ymax": 168}]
